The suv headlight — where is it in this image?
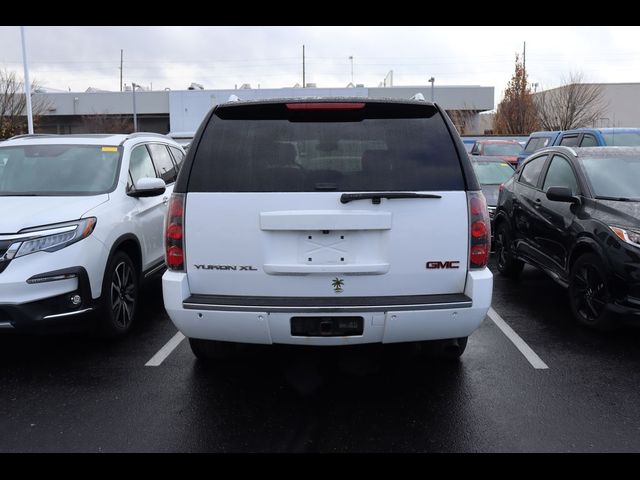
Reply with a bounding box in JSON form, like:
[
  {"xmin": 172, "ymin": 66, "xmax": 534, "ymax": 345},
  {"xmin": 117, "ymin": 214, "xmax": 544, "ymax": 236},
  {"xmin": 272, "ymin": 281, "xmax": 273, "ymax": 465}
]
[
  {"xmin": 12, "ymin": 218, "xmax": 97, "ymax": 259},
  {"xmin": 610, "ymin": 226, "xmax": 640, "ymax": 248}
]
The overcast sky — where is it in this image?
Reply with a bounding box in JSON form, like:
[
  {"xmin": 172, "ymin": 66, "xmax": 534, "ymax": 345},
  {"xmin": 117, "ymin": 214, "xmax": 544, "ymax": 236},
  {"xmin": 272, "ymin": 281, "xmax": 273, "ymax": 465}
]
[{"xmin": 1, "ymin": 26, "xmax": 638, "ymax": 106}]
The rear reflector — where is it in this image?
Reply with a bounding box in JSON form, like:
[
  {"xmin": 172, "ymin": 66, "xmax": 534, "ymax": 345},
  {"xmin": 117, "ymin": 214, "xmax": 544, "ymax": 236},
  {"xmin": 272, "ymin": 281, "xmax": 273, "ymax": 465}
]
[{"xmin": 286, "ymin": 102, "xmax": 365, "ymax": 110}]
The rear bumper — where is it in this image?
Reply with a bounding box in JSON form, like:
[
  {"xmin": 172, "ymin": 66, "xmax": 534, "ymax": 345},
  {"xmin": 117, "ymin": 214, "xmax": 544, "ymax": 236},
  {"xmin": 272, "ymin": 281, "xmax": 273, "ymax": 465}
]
[{"xmin": 162, "ymin": 268, "xmax": 493, "ymax": 345}]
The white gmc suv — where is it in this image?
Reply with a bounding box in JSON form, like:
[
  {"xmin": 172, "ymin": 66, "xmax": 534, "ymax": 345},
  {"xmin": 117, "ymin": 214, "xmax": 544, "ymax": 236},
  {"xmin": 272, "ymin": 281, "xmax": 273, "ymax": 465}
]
[
  {"xmin": 163, "ymin": 97, "xmax": 493, "ymax": 360},
  {"xmin": 0, "ymin": 133, "xmax": 185, "ymax": 336}
]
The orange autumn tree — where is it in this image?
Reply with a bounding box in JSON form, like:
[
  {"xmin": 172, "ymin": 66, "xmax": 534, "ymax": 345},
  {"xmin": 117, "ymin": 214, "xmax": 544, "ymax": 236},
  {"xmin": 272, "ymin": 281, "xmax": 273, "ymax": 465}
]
[{"xmin": 493, "ymin": 54, "xmax": 539, "ymax": 135}]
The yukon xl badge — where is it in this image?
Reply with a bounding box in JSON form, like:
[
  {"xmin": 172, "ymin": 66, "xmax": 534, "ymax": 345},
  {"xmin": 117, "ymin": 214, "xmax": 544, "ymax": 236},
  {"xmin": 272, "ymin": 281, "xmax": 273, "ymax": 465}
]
[
  {"xmin": 194, "ymin": 264, "xmax": 257, "ymax": 271},
  {"xmin": 426, "ymin": 261, "xmax": 460, "ymax": 269},
  {"xmin": 332, "ymin": 277, "xmax": 344, "ymax": 293}
]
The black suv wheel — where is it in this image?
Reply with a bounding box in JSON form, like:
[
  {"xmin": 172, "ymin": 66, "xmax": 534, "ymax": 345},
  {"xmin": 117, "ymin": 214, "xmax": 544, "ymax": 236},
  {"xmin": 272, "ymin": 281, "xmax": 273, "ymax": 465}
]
[
  {"xmin": 495, "ymin": 222, "xmax": 524, "ymax": 278},
  {"xmin": 569, "ymin": 253, "xmax": 616, "ymax": 330}
]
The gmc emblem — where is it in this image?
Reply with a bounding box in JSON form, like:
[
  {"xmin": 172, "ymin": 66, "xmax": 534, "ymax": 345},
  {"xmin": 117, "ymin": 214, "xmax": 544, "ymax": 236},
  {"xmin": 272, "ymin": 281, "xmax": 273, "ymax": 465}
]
[{"xmin": 426, "ymin": 261, "xmax": 460, "ymax": 269}]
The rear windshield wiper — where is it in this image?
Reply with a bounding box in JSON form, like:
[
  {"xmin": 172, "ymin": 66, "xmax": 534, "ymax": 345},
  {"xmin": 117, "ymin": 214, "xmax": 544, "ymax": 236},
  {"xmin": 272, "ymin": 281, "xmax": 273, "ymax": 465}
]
[
  {"xmin": 595, "ymin": 196, "xmax": 638, "ymax": 202},
  {"xmin": 340, "ymin": 192, "xmax": 442, "ymax": 204}
]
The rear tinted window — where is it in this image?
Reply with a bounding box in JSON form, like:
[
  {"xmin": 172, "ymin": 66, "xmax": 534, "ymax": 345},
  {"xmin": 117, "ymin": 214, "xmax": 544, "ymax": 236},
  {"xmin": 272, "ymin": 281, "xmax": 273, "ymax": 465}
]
[{"xmin": 187, "ymin": 103, "xmax": 464, "ymax": 192}]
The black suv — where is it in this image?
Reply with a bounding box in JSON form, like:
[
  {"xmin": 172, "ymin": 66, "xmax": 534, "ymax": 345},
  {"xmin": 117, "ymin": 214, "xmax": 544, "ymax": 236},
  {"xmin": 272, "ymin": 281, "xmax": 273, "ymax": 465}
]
[{"xmin": 494, "ymin": 146, "xmax": 640, "ymax": 329}]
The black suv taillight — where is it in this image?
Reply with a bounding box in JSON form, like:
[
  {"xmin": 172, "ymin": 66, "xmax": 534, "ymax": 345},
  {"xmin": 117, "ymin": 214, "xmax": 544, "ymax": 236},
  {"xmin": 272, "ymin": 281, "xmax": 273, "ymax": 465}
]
[
  {"xmin": 468, "ymin": 191, "xmax": 491, "ymax": 269},
  {"xmin": 165, "ymin": 193, "xmax": 185, "ymax": 271}
]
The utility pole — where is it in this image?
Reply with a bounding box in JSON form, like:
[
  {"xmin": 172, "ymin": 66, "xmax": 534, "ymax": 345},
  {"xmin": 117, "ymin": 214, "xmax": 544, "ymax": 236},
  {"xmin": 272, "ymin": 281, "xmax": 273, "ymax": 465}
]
[
  {"xmin": 302, "ymin": 45, "xmax": 306, "ymax": 88},
  {"xmin": 132, "ymin": 82, "xmax": 138, "ymax": 132},
  {"xmin": 20, "ymin": 26, "xmax": 34, "ymax": 134},
  {"xmin": 349, "ymin": 55, "xmax": 354, "ymax": 84},
  {"xmin": 120, "ymin": 49, "xmax": 123, "ymax": 92}
]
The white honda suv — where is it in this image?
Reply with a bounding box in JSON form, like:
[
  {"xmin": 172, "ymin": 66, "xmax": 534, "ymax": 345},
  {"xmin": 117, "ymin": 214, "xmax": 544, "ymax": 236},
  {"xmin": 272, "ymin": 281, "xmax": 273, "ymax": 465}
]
[
  {"xmin": 163, "ymin": 97, "xmax": 493, "ymax": 360},
  {"xmin": 0, "ymin": 133, "xmax": 185, "ymax": 336}
]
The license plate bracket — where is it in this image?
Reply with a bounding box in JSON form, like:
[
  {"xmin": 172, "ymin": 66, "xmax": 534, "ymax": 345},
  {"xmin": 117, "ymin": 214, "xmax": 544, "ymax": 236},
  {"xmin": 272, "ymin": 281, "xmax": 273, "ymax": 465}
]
[{"xmin": 290, "ymin": 316, "xmax": 364, "ymax": 337}]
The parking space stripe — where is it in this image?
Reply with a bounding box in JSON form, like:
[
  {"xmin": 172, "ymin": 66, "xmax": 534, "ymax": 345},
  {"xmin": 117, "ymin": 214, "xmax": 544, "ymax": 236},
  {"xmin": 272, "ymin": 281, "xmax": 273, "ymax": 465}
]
[
  {"xmin": 487, "ymin": 307, "xmax": 549, "ymax": 370},
  {"xmin": 145, "ymin": 332, "xmax": 186, "ymax": 367}
]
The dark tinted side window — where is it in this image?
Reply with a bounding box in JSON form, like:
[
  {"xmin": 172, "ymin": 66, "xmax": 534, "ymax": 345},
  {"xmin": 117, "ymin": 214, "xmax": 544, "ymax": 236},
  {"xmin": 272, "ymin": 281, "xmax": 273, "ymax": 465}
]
[
  {"xmin": 188, "ymin": 104, "xmax": 465, "ymax": 192},
  {"xmin": 559, "ymin": 135, "xmax": 579, "ymax": 147},
  {"xmin": 519, "ymin": 155, "xmax": 547, "ymax": 188},
  {"xmin": 523, "ymin": 138, "xmax": 539, "ymax": 153},
  {"xmin": 169, "ymin": 146, "xmax": 185, "ymax": 170},
  {"xmin": 543, "ymin": 155, "xmax": 579, "ymax": 194},
  {"xmin": 580, "ymin": 134, "xmax": 598, "ymax": 147},
  {"xmin": 148, "ymin": 144, "xmax": 177, "ymax": 184}
]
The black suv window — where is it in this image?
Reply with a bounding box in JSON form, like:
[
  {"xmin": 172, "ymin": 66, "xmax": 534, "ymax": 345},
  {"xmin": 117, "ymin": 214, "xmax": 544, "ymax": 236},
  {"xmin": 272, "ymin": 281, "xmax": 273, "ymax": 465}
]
[
  {"xmin": 519, "ymin": 155, "xmax": 547, "ymax": 188},
  {"xmin": 543, "ymin": 155, "xmax": 579, "ymax": 194},
  {"xmin": 187, "ymin": 103, "xmax": 465, "ymax": 192},
  {"xmin": 148, "ymin": 144, "xmax": 178, "ymax": 184}
]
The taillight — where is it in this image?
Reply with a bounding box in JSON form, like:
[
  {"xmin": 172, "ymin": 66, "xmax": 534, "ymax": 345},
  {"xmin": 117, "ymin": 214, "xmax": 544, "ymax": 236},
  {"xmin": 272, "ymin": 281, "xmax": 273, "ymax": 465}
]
[
  {"xmin": 499, "ymin": 183, "xmax": 505, "ymax": 193},
  {"xmin": 165, "ymin": 193, "xmax": 185, "ymax": 271},
  {"xmin": 468, "ymin": 191, "xmax": 491, "ymax": 269}
]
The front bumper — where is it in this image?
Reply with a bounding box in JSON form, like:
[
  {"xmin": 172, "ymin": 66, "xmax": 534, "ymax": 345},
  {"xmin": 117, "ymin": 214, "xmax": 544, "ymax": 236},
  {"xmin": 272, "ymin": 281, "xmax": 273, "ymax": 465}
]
[
  {"xmin": 162, "ymin": 268, "xmax": 493, "ymax": 346},
  {"xmin": 0, "ymin": 267, "xmax": 95, "ymax": 330}
]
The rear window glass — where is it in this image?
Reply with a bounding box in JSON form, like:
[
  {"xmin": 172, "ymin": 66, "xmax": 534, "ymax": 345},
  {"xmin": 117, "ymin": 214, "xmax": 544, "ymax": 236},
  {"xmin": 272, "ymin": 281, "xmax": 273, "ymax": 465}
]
[{"xmin": 187, "ymin": 104, "xmax": 464, "ymax": 192}]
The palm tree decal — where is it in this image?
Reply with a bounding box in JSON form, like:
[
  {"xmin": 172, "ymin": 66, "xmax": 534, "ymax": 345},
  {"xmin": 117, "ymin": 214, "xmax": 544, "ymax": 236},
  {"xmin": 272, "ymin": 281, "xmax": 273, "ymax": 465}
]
[{"xmin": 332, "ymin": 277, "xmax": 344, "ymax": 293}]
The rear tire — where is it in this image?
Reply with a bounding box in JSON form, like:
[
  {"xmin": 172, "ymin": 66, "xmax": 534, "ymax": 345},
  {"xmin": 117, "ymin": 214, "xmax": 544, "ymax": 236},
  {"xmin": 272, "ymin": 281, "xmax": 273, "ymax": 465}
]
[
  {"xmin": 495, "ymin": 222, "xmax": 524, "ymax": 278},
  {"xmin": 96, "ymin": 251, "xmax": 139, "ymax": 338},
  {"xmin": 569, "ymin": 253, "xmax": 616, "ymax": 331},
  {"xmin": 189, "ymin": 338, "xmax": 239, "ymax": 362}
]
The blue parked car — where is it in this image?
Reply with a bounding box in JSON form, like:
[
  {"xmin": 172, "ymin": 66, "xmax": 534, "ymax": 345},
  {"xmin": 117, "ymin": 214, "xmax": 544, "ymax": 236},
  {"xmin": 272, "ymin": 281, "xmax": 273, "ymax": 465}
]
[
  {"xmin": 552, "ymin": 128, "xmax": 640, "ymax": 148},
  {"xmin": 516, "ymin": 131, "xmax": 562, "ymax": 166}
]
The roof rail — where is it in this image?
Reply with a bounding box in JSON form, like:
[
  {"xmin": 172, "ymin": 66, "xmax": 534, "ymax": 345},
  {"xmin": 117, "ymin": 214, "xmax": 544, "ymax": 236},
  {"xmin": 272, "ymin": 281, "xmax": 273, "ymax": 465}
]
[
  {"xmin": 411, "ymin": 93, "xmax": 426, "ymax": 102},
  {"xmin": 126, "ymin": 132, "xmax": 171, "ymax": 140},
  {"xmin": 228, "ymin": 94, "xmax": 240, "ymax": 102},
  {"xmin": 8, "ymin": 133, "xmax": 58, "ymax": 140}
]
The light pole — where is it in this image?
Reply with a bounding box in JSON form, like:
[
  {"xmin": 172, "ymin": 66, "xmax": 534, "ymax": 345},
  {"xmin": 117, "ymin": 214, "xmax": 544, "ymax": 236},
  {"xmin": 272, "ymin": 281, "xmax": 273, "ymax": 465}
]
[
  {"xmin": 132, "ymin": 82, "xmax": 139, "ymax": 132},
  {"xmin": 532, "ymin": 82, "xmax": 539, "ymax": 93},
  {"xmin": 428, "ymin": 77, "xmax": 435, "ymax": 102},
  {"xmin": 349, "ymin": 56, "xmax": 354, "ymax": 85},
  {"xmin": 20, "ymin": 26, "xmax": 34, "ymax": 134}
]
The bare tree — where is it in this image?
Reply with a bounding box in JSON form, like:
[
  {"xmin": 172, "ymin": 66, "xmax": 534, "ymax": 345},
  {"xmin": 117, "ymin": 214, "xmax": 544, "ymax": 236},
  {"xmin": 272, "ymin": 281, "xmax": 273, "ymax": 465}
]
[
  {"xmin": 447, "ymin": 109, "xmax": 477, "ymax": 134},
  {"xmin": 536, "ymin": 73, "xmax": 606, "ymax": 130},
  {"xmin": 81, "ymin": 112, "xmax": 133, "ymax": 134},
  {"xmin": 0, "ymin": 69, "xmax": 52, "ymax": 139},
  {"xmin": 493, "ymin": 54, "xmax": 539, "ymax": 135}
]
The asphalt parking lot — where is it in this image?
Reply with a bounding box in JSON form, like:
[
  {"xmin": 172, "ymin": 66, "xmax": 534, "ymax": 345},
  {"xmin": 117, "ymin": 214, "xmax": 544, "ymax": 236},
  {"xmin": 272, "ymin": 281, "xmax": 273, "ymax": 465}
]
[{"xmin": 2, "ymin": 259, "xmax": 640, "ymax": 452}]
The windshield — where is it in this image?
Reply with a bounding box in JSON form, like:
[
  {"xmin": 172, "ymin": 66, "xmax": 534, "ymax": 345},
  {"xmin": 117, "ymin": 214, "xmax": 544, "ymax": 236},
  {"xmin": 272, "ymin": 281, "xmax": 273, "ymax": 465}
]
[
  {"xmin": 483, "ymin": 143, "xmax": 522, "ymax": 156},
  {"xmin": 0, "ymin": 144, "xmax": 121, "ymax": 196},
  {"xmin": 580, "ymin": 155, "xmax": 640, "ymax": 199},
  {"xmin": 601, "ymin": 132, "xmax": 640, "ymax": 146},
  {"xmin": 472, "ymin": 161, "xmax": 514, "ymax": 185}
]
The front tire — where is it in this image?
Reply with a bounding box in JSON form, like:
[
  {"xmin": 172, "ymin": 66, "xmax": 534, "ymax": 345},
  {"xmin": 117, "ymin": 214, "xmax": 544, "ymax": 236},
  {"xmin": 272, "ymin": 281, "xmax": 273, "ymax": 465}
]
[
  {"xmin": 495, "ymin": 222, "xmax": 524, "ymax": 278},
  {"xmin": 96, "ymin": 251, "xmax": 139, "ymax": 338},
  {"xmin": 569, "ymin": 253, "xmax": 616, "ymax": 330}
]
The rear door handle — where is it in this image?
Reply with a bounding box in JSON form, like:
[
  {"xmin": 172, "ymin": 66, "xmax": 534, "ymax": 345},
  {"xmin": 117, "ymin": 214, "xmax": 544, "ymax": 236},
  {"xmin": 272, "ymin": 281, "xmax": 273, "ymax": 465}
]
[
  {"xmin": 162, "ymin": 196, "xmax": 169, "ymax": 205},
  {"xmin": 534, "ymin": 198, "xmax": 542, "ymax": 208}
]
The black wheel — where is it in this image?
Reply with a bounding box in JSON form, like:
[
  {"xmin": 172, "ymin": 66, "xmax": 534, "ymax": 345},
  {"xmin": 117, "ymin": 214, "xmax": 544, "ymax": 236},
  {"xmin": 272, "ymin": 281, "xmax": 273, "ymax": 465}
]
[
  {"xmin": 189, "ymin": 338, "xmax": 239, "ymax": 362},
  {"xmin": 495, "ymin": 222, "xmax": 524, "ymax": 278},
  {"xmin": 97, "ymin": 251, "xmax": 139, "ymax": 338},
  {"xmin": 413, "ymin": 337, "xmax": 468, "ymax": 360},
  {"xmin": 569, "ymin": 253, "xmax": 616, "ymax": 330}
]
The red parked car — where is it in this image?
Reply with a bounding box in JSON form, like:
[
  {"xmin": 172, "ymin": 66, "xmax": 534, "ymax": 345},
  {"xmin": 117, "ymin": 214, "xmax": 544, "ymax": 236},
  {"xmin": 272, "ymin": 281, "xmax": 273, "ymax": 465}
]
[{"xmin": 470, "ymin": 139, "xmax": 522, "ymax": 165}]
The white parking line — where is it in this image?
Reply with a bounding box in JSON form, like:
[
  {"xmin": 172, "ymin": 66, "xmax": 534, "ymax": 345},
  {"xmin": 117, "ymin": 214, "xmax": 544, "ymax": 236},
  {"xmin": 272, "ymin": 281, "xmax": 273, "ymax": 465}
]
[
  {"xmin": 145, "ymin": 332, "xmax": 186, "ymax": 367},
  {"xmin": 487, "ymin": 307, "xmax": 549, "ymax": 370}
]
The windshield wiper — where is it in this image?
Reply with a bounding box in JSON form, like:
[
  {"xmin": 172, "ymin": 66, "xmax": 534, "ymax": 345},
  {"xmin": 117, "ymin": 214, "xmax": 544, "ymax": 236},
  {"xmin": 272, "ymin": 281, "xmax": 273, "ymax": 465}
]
[
  {"xmin": 595, "ymin": 196, "xmax": 638, "ymax": 202},
  {"xmin": 340, "ymin": 192, "xmax": 442, "ymax": 204}
]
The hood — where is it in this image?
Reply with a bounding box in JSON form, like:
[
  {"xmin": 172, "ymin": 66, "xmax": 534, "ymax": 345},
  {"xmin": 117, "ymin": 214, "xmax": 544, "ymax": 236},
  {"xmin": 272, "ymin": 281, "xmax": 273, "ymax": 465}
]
[
  {"xmin": 0, "ymin": 195, "xmax": 109, "ymax": 233},
  {"xmin": 480, "ymin": 185, "xmax": 500, "ymax": 207},
  {"xmin": 591, "ymin": 199, "xmax": 640, "ymax": 229}
]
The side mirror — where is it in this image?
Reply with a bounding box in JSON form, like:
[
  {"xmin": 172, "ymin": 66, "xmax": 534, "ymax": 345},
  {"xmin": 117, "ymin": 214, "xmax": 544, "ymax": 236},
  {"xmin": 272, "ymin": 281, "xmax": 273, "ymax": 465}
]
[
  {"xmin": 128, "ymin": 177, "xmax": 166, "ymax": 198},
  {"xmin": 546, "ymin": 186, "xmax": 581, "ymax": 204}
]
